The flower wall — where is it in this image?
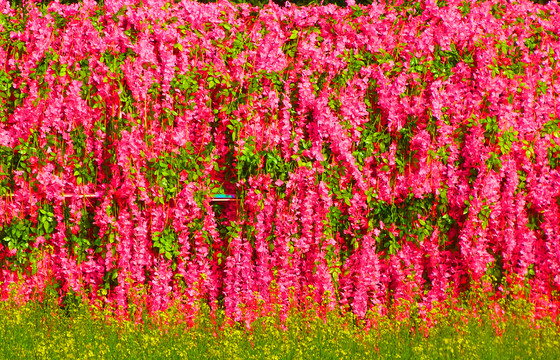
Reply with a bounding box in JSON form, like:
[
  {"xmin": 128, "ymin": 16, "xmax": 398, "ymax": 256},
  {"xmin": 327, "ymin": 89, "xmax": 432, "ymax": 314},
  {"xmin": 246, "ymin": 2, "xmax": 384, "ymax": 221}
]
[{"xmin": 0, "ymin": 0, "xmax": 559, "ymax": 321}]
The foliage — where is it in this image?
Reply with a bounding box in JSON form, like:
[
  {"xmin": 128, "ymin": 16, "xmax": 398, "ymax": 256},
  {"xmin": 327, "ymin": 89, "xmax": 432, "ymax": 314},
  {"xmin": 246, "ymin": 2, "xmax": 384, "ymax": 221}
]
[
  {"xmin": 0, "ymin": 279, "xmax": 559, "ymax": 359},
  {"xmin": 0, "ymin": 0, "xmax": 559, "ymax": 326}
]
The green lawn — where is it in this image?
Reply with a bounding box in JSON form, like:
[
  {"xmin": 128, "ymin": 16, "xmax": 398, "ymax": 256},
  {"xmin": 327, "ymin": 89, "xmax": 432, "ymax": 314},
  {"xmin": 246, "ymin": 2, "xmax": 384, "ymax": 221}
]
[{"xmin": 1, "ymin": 286, "xmax": 558, "ymax": 359}]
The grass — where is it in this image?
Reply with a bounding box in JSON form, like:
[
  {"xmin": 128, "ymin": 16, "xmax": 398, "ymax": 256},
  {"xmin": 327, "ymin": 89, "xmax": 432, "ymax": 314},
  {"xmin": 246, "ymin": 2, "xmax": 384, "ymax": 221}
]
[{"xmin": 1, "ymin": 283, "xmax": 559, "ymax": 360}]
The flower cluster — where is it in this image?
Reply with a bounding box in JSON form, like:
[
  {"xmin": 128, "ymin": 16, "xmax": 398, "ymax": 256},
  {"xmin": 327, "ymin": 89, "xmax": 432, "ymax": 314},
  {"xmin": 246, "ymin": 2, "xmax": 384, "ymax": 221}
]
[{"xmin": 0, "ymin": 0, "xmax": 559, "ymax": 321}]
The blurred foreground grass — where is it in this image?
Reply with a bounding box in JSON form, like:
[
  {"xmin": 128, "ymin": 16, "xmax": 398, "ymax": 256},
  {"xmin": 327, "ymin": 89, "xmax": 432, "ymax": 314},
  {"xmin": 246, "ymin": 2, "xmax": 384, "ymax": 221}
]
[{"xmin": 1, "ymin": 283, "xmax": 559, "ymax": 360}]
